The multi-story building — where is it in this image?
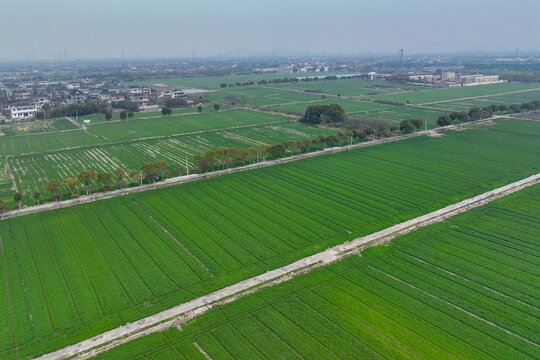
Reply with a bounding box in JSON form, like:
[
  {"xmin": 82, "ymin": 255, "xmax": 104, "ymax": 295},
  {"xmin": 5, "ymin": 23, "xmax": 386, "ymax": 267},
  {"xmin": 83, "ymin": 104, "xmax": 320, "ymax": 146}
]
[
  {"xmin": 10, "ymin": 104, "xmax": 37, "ymax": 120},
  {"xmin": 458, "ymin": 74, "xmax": 501, "ymax": 86}
]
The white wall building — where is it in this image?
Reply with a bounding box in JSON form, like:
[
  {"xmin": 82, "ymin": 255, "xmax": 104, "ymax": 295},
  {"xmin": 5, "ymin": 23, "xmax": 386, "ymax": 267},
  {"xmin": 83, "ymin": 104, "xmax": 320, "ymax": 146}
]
[
  {"xmin": 441, "ymin": 71, "xmax": 456, "ymax": 80},
  {"xmin": 10, "ymin": 104, "xmax": 37, "ymax": 120},
  {"xmin": 459, "ymin": 74, "xmax": 502, "ymax": 86}
]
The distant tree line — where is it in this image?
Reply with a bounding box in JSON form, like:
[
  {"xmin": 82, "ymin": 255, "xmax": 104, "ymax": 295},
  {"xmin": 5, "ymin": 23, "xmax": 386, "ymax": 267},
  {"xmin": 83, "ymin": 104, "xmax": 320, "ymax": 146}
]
[
  {"xmin": 36, "ymin": 102, "xmax": 108, "ymax": 120},
  {"xmin": 219, "ymin": 74, "xmax": 368, "ymax": 88},
  {"xmin": 111, "ymin": 100, "xmax": 139, "ymax": 112},
  {"xmin": 501, "ymin": 72, "xmax": 540, "ymax": 83}
]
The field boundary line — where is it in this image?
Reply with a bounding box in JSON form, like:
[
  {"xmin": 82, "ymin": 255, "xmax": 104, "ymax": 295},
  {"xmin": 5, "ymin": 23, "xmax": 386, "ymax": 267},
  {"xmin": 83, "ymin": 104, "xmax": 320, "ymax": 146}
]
[
  {"xmin": 130, "ymin": 199, "xmax": 214, "ymax": 277},
  {"xmin": 33, "ymin": 172, "xmax": 540, "ymax": 360},
  {"xmin": 366, "ymin": 264, "xmax": 540, "ymax": 348},
  {"xmin": 1, "ymin": 117, "xmax": 498, "ymax": 221},
  {"xmin": 416, "ymin": 87, "xmax": 540, "ymax": 106},
  {"xmin": 193, "ymin": 342, "xmax": 213, "ymax": 360}
]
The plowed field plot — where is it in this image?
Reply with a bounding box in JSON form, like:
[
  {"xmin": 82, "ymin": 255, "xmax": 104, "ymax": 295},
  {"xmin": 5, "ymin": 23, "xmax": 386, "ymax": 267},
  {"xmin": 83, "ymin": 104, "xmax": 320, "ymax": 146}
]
[
  {"xmin": 9, "ymin": 122, "xmax": 332, "ymax": 199},
  {"xmin": 0, "ymin": 109, "xmax": 290, "ymax": 155}
]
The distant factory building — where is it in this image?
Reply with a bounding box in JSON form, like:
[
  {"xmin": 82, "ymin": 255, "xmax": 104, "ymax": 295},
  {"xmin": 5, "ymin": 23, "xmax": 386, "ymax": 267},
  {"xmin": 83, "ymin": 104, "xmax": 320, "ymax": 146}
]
[
  {"xmin": 408, "ymin": 73, "xmax": 434, "ymax": 81},
  {"xmin": 441, "ymin": 71, "xmax": 456, "ymax": 80},
  {"xmin": 457, "ymin": 74, "xmax": 502, "ymax": 86}
]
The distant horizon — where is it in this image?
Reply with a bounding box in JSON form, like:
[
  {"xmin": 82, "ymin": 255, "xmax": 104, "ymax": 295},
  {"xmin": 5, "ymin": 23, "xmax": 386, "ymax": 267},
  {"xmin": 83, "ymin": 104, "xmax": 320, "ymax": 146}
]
[
  {"xmin": 1, "ymin": 49, "xmax": 539, "ymax": 63},
  {"xmin": 2, "ymin": 0, "xmax": 540, "ymax": 61}
]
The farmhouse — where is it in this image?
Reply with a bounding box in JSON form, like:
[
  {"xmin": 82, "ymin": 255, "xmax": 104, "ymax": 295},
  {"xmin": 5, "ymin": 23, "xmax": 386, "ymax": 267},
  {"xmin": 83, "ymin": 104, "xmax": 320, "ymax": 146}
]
[{"xmin": 10, "ymin": 104, "xmax": 37, "ymax": 120}]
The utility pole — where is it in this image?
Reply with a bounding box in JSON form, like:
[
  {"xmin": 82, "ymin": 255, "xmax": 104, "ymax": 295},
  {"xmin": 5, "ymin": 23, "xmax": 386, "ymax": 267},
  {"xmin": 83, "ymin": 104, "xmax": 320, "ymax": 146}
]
[{"xmin": 399, "ymin": 48, "xmax": 404, "ymax": 69}]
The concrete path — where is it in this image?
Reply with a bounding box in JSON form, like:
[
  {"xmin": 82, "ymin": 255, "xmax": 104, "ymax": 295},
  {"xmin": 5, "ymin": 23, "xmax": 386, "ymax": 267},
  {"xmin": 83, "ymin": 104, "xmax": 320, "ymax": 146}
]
[{"xmin": 34, "ymin": 172, "xmax": 540, "ymax": 360}]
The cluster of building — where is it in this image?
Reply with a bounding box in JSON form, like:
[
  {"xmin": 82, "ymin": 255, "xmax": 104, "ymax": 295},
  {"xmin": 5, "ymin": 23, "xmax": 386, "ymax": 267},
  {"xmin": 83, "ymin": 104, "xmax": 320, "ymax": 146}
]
[
  {"xmin": 254, "ymin": 61, "xmax": 330, "ymax": 74},
  {"xmin": 406, "ymin": 71, "xmax": 503, "ymax": 87},
  {"xmin": 0, "ymin": 76, "xmax": 186, "ymax": 121}
]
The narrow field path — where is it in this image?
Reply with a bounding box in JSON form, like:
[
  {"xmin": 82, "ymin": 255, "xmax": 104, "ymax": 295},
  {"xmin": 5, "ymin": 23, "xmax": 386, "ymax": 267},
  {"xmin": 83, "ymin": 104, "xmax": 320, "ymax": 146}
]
[
  {"xmin": 34, "ymin": 172, "xmax": 540, "ymax": 360},
  {"xmin": 64, "ymin": 117, "xmax": 80, "ymax": 127}
]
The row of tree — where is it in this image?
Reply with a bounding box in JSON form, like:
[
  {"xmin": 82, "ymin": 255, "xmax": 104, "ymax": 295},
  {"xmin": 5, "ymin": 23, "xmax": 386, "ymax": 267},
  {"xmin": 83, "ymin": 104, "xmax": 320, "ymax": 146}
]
[
  {"xmin": 36, "ymin": 102, "xmax": 108, "ymax": 120},
  {"xmin": 30, "ymin": 160, "xmax": 190, "ymax": 207},
  {"xmin": 192, "ymin": 131, "xmax": 370, "ymax": 173}
]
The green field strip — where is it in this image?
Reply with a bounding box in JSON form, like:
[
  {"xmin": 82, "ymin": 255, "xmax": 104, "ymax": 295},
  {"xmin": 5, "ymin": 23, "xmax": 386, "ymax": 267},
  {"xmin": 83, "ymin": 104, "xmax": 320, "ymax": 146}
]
[
  {"xmin": 425, "ymin": 235, "xmax": 540, "ymax": 292},
  {"xmin": 272, "ymin": 298, "xmax": 384, "ymax": 359},
  {"xmin": 133, "ymin": 194, "xmax": 232, "ymax": 274},
  {"xmin": 296, "ymin": 292, "xmax": 418, "ymax": 359},
  {"xmin": 364, "ymin": 265, "xmax": 540, "ymax": 358},
  {"xmin": 36, "ymin": 213, "xmax": 101, "ymax": 324},
  {"xmin": 21, "ymin": 216, "xmax": 77, "ymax": 333},
  {"xmin": 349, "ymin": 269, "xmax": 526, "ymax": 359},
  {"xmin": 220, "ymin": 180, "xmax": 321, "ymax": 245},
  {"xmin": 164, "ymin": 191, "xmax": 263, "ymax": 267},
  {"xmin": 0, "ymin": 233, "xmax": 17, "ymax": 356},
  {"xmin": 211, "ymin": 180, "xmax": 316, "ymax": 249},
  {"xmin": 188, "ymin": 187, "xmax": 291, "ymax": 256},
  {"xmin": 88, "ymin": 203, "xmax": 178, "ymax": 295},
  {"xmin": 331, "ymin": 273, "xmax": 492, "ymax": 359},
  {"xmin": 257, "ymin": 307, "xmax": 342, "ymax": 359},
  {"xmin": 235, "ymin": 174, "xmax": 349, "ymax": 235},
  {"xmin": 121, "ymin": 199, "xmax": 209, "ymax": 283},
  {"xmin": 127, "ymin": 198, "xmax": 215, "ymax": 278},
  {"xmin": 198, "ymin": 185, "xmax": 300, "ymax": 253},
  {"xmin": 1, "ymin": 224, "xmax": 50, "ymax": 345},
  {"xmin": 397, "ymin": 240, "xmax": 540, "ymax": 310},
  {"xmin": 238, "ymin": 172, "xmax": 355, "ymax": 233},
  {"xmin": 171, "ymin": 191, "xmax": 275, "ymax": 262},
  {"xmin": 375, "ymin": 257, "xmax": 540, "ymax": 344},
  {"xmin": 140, "ymin": 192, "xmax": 245, "ymax": 273},
  {"xmin": 56, "ymin": 211, "xmax": 132, "ymax": 315},
  {"xmin": 107, "ymin": 201, "xmax": 201, "ymax": 290},
  {"xmin": 75, "ymin": 207, "xmax": 155, "ymax": 302},
  {"xmin": 312, "ymin": 283, "xmax": 457, "ymax": 360}
]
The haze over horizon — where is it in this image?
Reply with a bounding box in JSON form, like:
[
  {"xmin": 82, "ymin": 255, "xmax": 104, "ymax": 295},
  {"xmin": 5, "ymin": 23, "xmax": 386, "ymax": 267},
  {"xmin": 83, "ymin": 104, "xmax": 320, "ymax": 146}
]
[{"xmin": 2, "ymin": 0, "xmax": 539, "ymax": 60}]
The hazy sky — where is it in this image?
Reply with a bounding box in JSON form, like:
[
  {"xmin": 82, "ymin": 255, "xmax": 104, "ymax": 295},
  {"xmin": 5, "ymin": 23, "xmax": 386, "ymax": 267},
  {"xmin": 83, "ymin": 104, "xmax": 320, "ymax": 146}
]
[{"xmin": 2, "ymin": 0, "xmax": 539, "ymax": 59}]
